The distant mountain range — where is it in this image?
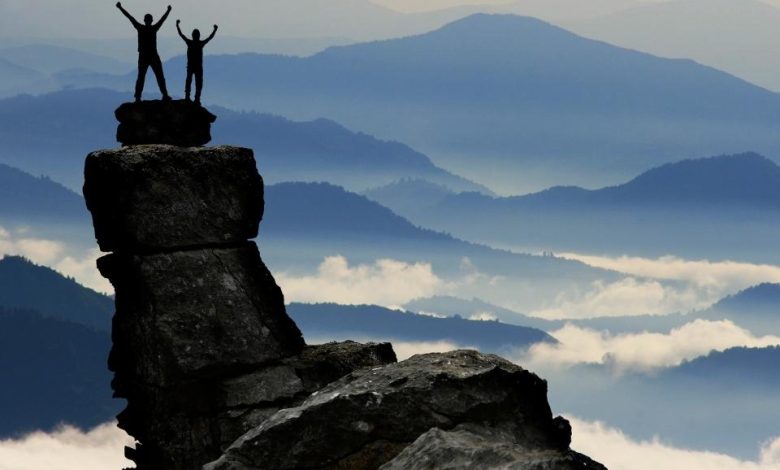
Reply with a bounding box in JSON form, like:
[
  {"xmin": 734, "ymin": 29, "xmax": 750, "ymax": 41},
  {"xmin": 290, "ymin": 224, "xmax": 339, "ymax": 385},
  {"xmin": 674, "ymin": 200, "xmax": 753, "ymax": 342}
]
[
  {"xmin": 701, "ymin": 283, "xmax": 780, "ymax": 335},
  {"xmin": 0, "ymin": 250, "xmax": 776, "ymax": 459},
  {"xmin": 0, "ymin": 88, "xmax": 485, "ymax": 194},
  {"xmin": 550, "ymin": 345, "xmax": 780, "ymax": 460},
  {"xmin": 0, "ymin": 57, "xmax": 52, "ymax": 98},
  {"xmin": 60, "ymin": 14, "xmax": 780, "ymax": 193},
  {"xmin": 567, "ymin": 0, "xmax": 780, "ymax": 92},
  {"xmin": 370, "ymin": 153, "xmax": 780, "ymax": 263},
  {"xmin": 0, "ymin": 256, "xmax": 113, "ymax": 331},
  {"xmin": 0, "ymin": 307, "xmax": 115, "ymax": 437},
  {"xmin": 288, "ymin": 303, "xmax": 554, "ymax": 354},
  {"xmin": 260, "ymin": 181, "xmax": 616, "ymax": 314},
  {"xmin": 0, "ymin": 163, "xmax": 87, "ymax": 223}
]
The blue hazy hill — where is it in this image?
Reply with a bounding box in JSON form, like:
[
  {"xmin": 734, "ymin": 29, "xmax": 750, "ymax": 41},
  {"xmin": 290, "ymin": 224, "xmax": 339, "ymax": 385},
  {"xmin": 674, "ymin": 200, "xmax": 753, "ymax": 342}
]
[
  {"xmin": 551, "ymin": 345, "xmax": 780, "ymax": 460},
  {"xmin": 666, "ymin": 346, "xmax": 780, "ymax": 386},
  {"xmin": 287, "ymin": 303, "xmax": 554, "ymax": 354},
  {"xmin": 373, "ymin": 153, "xmax": 780, "ymax": 263},
  {"xmin": 261, "ymin": 181, "xmax": 608, "ymax": 279},
  {"xmin": 0, "ymin": 57, "xmax": 53, "ymax": 98},
  {"xmin": 118, "ymin": 13, "xmax": 780, "ymax": 193},
  {"xmin": 0, "ymin": 88, "xmax": 485, "ymax": 193},
  {"xmin": 0, "ymin": 163, "xmax": 87, "ymax": 222},
  {"xmin": 0, "ymin": 256, "xmax": 113, "ymax": 332},
  {"xmin": 0, "ymin": 308, "xmax": 116, "ymax": 437},
  {"xmin": 700, "ymin": 283, "xmax": 780, "ymax": 335}
]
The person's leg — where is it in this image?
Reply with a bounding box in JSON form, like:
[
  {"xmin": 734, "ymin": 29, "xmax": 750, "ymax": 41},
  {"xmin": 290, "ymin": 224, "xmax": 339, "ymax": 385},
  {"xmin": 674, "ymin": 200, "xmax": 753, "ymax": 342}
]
[
  {"xmin": 135, "ymin": 58, "xmax": 149, "ymax": 101},
  {"xmin": 150, "ymin": 55, "xmax": 171, "ymax": 100},
  {"xmin": 194, "ymin": 68, "xmax": 203, "ymax": 105},
  {"xmin": 185, "ymin": 68, "xmax": 193, "ymax": 101}
]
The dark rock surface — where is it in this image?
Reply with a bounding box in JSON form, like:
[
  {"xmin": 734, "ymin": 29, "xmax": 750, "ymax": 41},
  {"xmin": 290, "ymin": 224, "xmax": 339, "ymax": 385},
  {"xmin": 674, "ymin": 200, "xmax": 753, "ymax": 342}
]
[
  {"xmin": 83, "ymin": 142, "xmax": 397, "ymax": 469},
  {"xmin": 114, "ymin": 341, "xmax": 395, "ymax": 470},
  {"xmin": 100, "ymin": 243, "xmax": 305, "ymax": 384},
  {"xmin": 380, "ymin": 423, "xmax": 606, "ymax": 470},
  {"xmin": 206, "ymin": 350, "xmax": 599, "ymax": 470},
  {"xmin": 84, "ymin": 130, "xmax": 605, "ymax": 469},
  {"xmin": 116, "ymin": 100, "xmax": 216, "ymax": 147},
  {"xmin": 84, "ymin": 145, "xmax": 263, "ymax": 252}
]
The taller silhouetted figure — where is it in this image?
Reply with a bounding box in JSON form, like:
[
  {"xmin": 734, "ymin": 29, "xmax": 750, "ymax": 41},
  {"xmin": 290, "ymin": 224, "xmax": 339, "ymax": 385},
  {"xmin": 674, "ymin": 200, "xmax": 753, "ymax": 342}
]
[
  {"xmin": 116, "ymin": 2, "xmax": 172, "ymax": 102},
  {"xmin": 177, "ymin": 20, "xmax": 218, "ymax": 106}
]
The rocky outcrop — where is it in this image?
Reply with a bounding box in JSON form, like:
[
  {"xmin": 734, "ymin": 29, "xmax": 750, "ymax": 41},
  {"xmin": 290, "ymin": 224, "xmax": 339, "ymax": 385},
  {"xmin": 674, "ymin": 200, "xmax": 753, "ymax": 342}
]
[
  {"xmin": 84, "ymin": 145, "xmax": 262, "ymax": 252},
  {"xmin": 116, "ymin": 100, "xmax": 217, "ymax": 147},
  {"xmin": 84, "ymin": 143, "xmax": 395, "ymax": 469},
  {"xmin": 380, "ymin": 423, "xmax": 604, "ymax": 470},
  {"xmin": 85, "ymin": 110, "xmax": 605, "ymax": 470},
  {"xmin": 205, "ymin": 351, "xmax": 605, "ymax": 470}
]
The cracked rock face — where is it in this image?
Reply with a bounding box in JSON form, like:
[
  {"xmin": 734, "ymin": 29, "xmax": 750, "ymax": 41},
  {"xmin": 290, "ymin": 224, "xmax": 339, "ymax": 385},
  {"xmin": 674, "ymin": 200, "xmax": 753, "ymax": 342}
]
[
  {"xmin": 100, "ymin": 243, "xmax": 305, "ymax": 384},
  {"xmin": 205, "ymin": 350, "xmax": 589, "ymax": 470},
  {"xmin": 379, "ymin": 424, "xmax": 607, "ymax": 470},
  {"xmin": 84, "ymin": 145, "xmax": 263, "ymax": 252},
  {"xmin": 84, "ymin": 143, "xmax": 397, "ymax": 469}
]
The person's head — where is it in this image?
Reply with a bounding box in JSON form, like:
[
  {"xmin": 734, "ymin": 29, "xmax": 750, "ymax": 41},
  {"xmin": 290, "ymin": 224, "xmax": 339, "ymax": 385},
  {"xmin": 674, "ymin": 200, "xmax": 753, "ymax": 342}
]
[
  {"xmin": 192, "ymin": 29, "xmax": 201, "ymax": 40},
  {"xmin": 144, "ymin": 14, "xmax": 153, "ymax": 25}
]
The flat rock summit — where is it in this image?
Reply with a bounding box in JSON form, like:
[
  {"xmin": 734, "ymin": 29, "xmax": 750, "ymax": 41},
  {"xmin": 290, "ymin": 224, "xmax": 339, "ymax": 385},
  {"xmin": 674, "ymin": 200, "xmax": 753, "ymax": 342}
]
[{"xmin": 82, "ymin": 101, "xmax": 607, "ymax": 469}]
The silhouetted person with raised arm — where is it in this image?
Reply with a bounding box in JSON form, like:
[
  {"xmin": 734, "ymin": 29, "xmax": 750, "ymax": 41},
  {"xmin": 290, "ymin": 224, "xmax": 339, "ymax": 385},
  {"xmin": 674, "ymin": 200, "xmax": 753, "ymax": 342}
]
[
  {"xmin": 116, "ymin": 2, "xmax": 172, "ymax": 102},
  {"xmin": 177, "ymin": 20, "xmax": 218, "ymax": 106}
]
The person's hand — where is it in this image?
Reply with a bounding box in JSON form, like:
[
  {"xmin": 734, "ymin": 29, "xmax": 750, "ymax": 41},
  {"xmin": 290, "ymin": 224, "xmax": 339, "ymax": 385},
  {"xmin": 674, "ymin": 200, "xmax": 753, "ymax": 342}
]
[
  {"xmin": 167, "ymin": 5, "xmax": 172, "ymax": 11},
  {"xmin": 116, "ymin": 2, "xmax": 121, "ymax": 8},
  {"xmin": 176, "ymin": 19, "xmax": 181, "ymax": 25},
  {"xmin": 214, "ymin": 24, "xmax": 219, "ymax": 30}
]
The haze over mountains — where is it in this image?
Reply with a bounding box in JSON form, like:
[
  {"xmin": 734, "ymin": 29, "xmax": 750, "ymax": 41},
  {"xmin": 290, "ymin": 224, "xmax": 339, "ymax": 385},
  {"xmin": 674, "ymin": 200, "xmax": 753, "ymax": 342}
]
[
  {"xmin": 568, "ymin": 0, "xmax": 780, "ymax": 92},
  {"xmin": 370, "ymin": 153, "xmax": 780, "ymax": 262},
  {"xmin": 0, "ymin": 88, "xmax": 486, "ymax": 193},
  {"xmin": 2, "ymin": 5, "xmax": 780, "ymax": 466},
  {"xmin": 61, "ymin": 13, "xmax": 780, "ymax": 193},
  {"xmin": 2, "ymin": 254, "xmax": 778, "ymax": 461}
]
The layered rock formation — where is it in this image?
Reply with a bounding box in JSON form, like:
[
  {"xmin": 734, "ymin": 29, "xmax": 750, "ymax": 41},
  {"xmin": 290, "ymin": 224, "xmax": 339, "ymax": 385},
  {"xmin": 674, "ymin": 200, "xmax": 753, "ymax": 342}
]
[
  {"xmin": 84, "ymin": 136, "xmax": 394, "ymax": 469},
  {"xmin": 116, "ymin": 100, "xmax": 216, "ymax": 147},
  {"xmin": 84, "ymin": 102, "xmax": 605, "ymax": 470},
  {"xmin": 206, "ymin": 351, "xmax": 604, "ymax": 470}
]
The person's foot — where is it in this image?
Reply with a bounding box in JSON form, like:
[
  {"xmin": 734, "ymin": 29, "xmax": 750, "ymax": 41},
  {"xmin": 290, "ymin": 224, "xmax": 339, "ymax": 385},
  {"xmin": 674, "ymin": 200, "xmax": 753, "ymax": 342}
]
[
  {"xmin": 194, "ymin": 99, "xmax": 201, "ymax": 106},
  {"xmin": 185, "ymin": 96, "xmax": 191, "ymax": 102},
  {"xmin": 134, "ymin": 97, "xmax": 141, "ymax": 103},
  {"xmin": 162, "ymin": 95, "xmax": 172, "ymax": 101}
]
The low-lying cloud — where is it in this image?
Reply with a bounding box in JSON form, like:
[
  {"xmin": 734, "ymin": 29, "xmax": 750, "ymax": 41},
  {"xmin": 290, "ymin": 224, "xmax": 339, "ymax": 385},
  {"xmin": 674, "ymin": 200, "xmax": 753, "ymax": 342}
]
[
  {"xmin": 0, "ymin": 422, "xmax": 133, "ymax": 470},
  {"xmin": 561, "ymin": 253, "xmax": 780, "ymax": 290},
  {"xmin": 517, "ymin": 320, "xmax": 780, "ymax": 373},
  {"xmin": 532, "ymin": 277, "xmax": 704, "ymax": 319},
  {"xmin": 534, "ymin": 253, "xmax": 780, "ymax": 319},
  {"xmin": 0, "ymin": 226, "xmax": 111, "ymax": 294},
  {"xmin": 277, "ymin": 256, "xmax": 444, "ymax": 306},
  {"xmin": 570, "ymin": 417, "xmax": 780, "ymax": 470}
]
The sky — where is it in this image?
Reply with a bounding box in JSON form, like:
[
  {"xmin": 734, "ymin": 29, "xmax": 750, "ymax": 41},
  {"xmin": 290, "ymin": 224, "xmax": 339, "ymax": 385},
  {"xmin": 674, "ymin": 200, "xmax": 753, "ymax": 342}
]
[{"xmin": 0, "ymin": 0, "xmax": 691, "ymax": 41}]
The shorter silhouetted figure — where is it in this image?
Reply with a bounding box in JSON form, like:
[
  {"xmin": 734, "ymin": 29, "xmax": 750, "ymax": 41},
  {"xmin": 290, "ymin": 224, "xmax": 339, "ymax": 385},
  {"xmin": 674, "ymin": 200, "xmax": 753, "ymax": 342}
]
[
  {"xmin": 177, "ymin": 20, "xmax": 218, "ymax": 106},
  {"xmin": 116, "ymin": 2, "xmax": 172, "ymax": 102}
]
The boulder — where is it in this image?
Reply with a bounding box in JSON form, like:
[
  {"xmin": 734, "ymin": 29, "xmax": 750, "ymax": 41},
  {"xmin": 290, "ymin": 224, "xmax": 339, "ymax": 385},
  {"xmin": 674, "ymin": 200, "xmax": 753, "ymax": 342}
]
[
  {"xmin": 205, "ymin": 350, "xmax": 593, "ymax": 470},
  {"xmin": 114, "ymin": 341, "xmax": 396, "ymax": 470},
  {"xmin": 216, "ymin": 341, "xmax": 398, "ymax": 449},
  {"xmin": 380, "ymin": 424, "xmax": 607, "ymax": 470},
  {"xmin": 84, "ymin": 145, "xmax": 263, "ymax": 252},
  {"xmin": 116, "ymin": 100, "xmax": 216, "ymax": 147}
]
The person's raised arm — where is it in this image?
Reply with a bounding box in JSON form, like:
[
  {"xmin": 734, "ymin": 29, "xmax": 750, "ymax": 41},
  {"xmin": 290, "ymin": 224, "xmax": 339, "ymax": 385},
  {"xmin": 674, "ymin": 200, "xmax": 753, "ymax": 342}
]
[
  {"xmin": 204, "ymin": 24, "xmax": 218, "ymax": 44},
  {"xmin": 154, "ymin": 5, "xmax": 172, "ymax": 29},
  {"xmin": 116, "ymin": 2, "xmax": 141, "ymax": 28},
  {"xmin": 176, "ymin": 19, "xmax": 189, "ymax": 42}
]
